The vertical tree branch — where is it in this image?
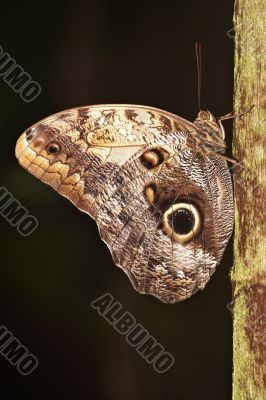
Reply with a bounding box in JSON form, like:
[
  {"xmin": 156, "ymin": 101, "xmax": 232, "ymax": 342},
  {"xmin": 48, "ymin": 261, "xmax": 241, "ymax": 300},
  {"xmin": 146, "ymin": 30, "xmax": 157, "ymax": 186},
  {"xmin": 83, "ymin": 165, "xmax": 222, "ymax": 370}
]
[{"xmin": 232, "ymin": 0, "xmax": 266, "ymax": 399}]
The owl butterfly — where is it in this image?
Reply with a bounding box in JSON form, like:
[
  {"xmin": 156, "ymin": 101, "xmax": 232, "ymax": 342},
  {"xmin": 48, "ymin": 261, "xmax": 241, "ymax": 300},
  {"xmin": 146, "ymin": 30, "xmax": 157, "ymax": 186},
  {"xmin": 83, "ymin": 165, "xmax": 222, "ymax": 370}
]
[{"xmin": 15, "ymin": 104, "xmax": 234, "ymax": 303}]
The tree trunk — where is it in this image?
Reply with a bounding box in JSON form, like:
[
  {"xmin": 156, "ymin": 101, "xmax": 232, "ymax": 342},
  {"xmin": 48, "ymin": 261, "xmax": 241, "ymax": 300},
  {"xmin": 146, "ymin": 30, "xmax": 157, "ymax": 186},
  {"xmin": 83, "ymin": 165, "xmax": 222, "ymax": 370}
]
[{"xmin": 232, "ymin": 0, "xmax": 266, "ymax": 399}]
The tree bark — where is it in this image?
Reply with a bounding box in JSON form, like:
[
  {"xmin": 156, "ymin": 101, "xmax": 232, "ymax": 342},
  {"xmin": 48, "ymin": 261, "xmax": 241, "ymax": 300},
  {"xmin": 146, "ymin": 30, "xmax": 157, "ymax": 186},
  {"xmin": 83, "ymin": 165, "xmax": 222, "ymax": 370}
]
[{"xmin": 232, "ymin": 0, "xmax": 266, "ymax": 399}]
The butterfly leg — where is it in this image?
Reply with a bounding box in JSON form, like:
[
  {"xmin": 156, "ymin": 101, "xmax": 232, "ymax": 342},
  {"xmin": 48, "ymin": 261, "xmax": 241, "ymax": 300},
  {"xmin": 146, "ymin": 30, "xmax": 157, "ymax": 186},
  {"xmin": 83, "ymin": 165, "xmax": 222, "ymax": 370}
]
[{"xmin": 218, "ymin": 104, "xmax": 255, "ymax": 122}]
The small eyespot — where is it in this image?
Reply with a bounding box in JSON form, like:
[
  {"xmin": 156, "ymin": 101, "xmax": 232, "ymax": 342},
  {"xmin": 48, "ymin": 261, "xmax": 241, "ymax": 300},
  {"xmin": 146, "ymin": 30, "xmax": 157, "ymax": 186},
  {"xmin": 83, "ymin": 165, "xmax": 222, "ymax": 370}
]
[
  {"xmin": 140, "ymin": 147, "xmax": 169, "ymax": 170},
  {"xmin": 162, "ymin": 202, "xmax": 201, "ymax": 243},
  {"xmin": 26, "ymin": 128, "xmax": 33, "ymax": 141},
  {"xmin": 144, "ymin": 183, "xmax": 157, "ymax": 204},
  {"xmin": 47, "ymin": 143, "xmax": 60, "ymax": 154}
]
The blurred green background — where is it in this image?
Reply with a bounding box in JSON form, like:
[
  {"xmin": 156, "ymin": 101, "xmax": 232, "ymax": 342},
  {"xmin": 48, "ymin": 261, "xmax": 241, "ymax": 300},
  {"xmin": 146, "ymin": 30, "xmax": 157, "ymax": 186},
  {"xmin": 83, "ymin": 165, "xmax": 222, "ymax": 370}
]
[{"xmin": 0, "ymin": 0, "xmax": 235, "ymax": 399}]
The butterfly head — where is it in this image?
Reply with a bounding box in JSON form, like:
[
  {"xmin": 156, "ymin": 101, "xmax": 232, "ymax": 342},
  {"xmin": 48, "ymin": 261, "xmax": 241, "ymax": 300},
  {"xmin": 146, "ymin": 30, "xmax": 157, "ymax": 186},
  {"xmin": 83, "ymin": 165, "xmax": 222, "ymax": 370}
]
[
  {"xmin": 194, "ymin": 110, "xmax": 225, "ymax": 143},
  {"xmin": 196, "ymin": 110, "xmax": 215, "ymax": 122}
]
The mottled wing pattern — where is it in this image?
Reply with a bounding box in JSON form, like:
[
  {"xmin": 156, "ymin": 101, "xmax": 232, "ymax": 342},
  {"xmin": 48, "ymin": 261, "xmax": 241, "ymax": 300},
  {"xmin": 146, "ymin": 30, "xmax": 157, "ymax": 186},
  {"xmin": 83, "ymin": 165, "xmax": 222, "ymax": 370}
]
[
  {"xmin": 16, "ymin": 105, "xmax": 197, "ymax": 219},
  {"xmin": 93, "ymin": 132, "xmax": 233, "ymax": 303},
  {"xmin": 15, "ymin": 104, "xmax": 234, "ymax": 303}
]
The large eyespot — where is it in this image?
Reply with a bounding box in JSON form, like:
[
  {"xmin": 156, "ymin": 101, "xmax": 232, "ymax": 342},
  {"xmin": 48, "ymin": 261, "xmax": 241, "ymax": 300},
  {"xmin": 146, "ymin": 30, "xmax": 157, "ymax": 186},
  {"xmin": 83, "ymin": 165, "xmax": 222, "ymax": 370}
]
[
  {"xmin": 47, "ymin": 143, "xmax": 60, "ymax": 155},
  {"xmin": 140, "ymin": 147, "xmax": 169, "ymax": 170},
  {"xmin": 162, "ymin": 203, "xmax": 201, "ymax": 243}
]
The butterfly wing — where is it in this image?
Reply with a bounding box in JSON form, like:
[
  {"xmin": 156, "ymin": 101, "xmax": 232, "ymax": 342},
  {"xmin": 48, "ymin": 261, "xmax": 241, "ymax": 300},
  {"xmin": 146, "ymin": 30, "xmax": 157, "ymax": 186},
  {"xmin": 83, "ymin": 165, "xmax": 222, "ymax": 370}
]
[
  {"xmin": 15, "ymin": 104, "xmax": 233, "ymax": 303},
  {"xmin": 94, "ymin": 132, "xmax": 234, "ymax": 303},
  {"xmin": 15, "ymin": 104, "xmax": 196, "ymax": 219}
]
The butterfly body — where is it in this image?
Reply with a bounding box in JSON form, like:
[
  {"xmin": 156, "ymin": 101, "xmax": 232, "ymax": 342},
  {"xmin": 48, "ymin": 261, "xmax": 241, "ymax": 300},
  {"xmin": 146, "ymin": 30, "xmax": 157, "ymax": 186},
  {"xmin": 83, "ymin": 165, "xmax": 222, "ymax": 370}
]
[{"xmin": 15, "ymin": 104, "xmax": 233, "ymax": 303}]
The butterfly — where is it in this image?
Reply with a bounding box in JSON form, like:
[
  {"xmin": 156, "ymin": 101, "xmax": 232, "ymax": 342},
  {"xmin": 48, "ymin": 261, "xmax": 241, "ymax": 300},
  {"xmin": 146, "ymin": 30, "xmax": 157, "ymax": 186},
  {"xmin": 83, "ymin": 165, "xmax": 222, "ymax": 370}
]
[{"xmin": 15, "ymin": 104, "xmax": 234, "ymax": 303}]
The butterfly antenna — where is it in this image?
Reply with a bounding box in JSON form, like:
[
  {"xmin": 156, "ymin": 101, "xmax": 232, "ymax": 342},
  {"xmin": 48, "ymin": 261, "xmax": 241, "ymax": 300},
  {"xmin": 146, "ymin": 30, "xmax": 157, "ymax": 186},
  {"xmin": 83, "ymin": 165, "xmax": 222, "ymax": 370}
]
[{"xmin": 195, "ymin": 43, "xmax": 202, "ymax": 111}]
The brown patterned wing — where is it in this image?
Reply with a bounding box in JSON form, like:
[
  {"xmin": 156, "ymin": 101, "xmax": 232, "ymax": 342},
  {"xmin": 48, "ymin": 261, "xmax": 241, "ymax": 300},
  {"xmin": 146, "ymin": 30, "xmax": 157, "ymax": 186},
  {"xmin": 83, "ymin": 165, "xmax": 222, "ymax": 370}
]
[
  {"xmin": 94, "ymin": 132, "xmax": 234, "ymax": 303},
  {"xmin": 15, "ymin": 104, "xmax": 196, "ymax": 219},
  {"xmin": 15, "ymin": 104, "xmax": 233, "ymax": 303}
]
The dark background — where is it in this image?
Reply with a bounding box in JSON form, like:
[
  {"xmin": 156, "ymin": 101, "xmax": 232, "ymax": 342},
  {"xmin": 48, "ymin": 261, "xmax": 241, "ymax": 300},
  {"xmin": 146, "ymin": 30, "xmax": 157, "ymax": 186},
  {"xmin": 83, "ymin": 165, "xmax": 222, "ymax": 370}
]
[{"xmin": 0, "ymin": 0, "xmax": 235, "ymax": 399}]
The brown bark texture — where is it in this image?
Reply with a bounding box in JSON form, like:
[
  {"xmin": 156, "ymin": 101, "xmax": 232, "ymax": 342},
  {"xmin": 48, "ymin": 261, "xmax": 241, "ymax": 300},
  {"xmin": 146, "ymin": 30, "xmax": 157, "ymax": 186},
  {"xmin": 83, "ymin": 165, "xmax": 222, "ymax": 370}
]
[{"xmin": 232, "ymin": 0, "xmax": 266, "ymax": 399}]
